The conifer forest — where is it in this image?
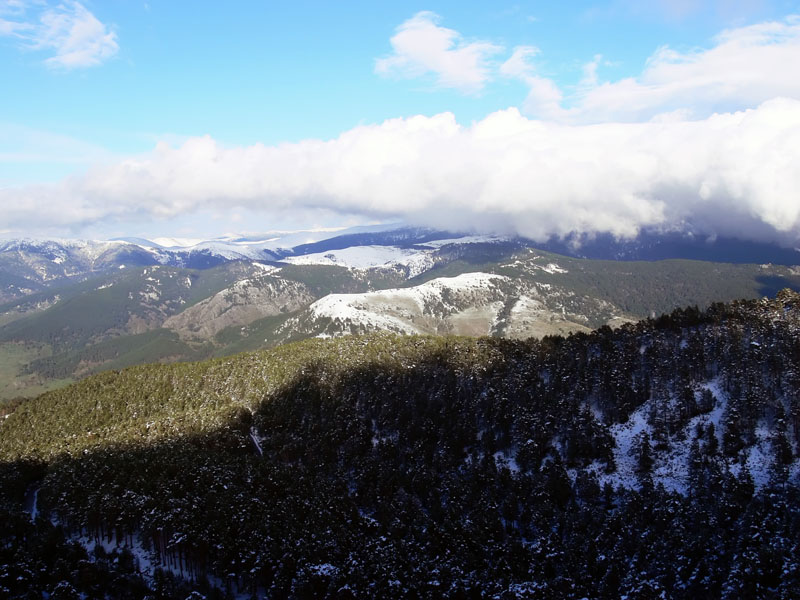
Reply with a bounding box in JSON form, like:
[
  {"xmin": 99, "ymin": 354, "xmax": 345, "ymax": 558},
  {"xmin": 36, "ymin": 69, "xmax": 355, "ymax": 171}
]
[{"xmin": 2, "ymin": 291, "xmax": 800, "ymax": 598}]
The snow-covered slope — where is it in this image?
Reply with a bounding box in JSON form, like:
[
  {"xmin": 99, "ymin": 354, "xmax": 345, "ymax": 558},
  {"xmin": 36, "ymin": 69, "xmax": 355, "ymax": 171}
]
[
  {"xmin": 277, "ymin": 271, "xmax": 625, "ymax": 340},
  {"xmin": 586, "ymin": 377, "xmax": 793, "ymax": 494},
  {"xmin": 0, "ymin": 239, "xmax": 159, "ymax": 302},
  {"xmin": 307, "ymin": 272, "xmax": 509, "ymax": 336},
  {"xmin": 281, "ymin": 245, "xmax": 435, "ymax": 277}
]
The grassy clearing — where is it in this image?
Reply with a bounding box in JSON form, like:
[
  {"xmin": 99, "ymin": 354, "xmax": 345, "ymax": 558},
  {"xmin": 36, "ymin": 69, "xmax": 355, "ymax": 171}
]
[
  {"xmin": 0, "ymin": 312, "xmax": 30, "ymax": 328},
  {"xmin": 0, "ymin": 342, "xmax": 73, "ymax": 401}
]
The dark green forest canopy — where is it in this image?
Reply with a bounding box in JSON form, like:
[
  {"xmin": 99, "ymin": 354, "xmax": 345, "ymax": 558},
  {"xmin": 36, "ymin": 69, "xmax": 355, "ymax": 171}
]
[
  {"xmin": 1, "ymin": 331, "xmax": 514, "ymax": 461},
  {"xmin": 2, "ymin": 290, "xmax": 800, "ymax": 598}
]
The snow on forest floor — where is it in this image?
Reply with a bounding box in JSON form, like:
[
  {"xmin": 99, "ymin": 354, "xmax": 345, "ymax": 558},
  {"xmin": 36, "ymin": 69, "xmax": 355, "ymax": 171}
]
[{"xmin": 583, "ymin": 377, "xmax": 792, "ymax": 494}]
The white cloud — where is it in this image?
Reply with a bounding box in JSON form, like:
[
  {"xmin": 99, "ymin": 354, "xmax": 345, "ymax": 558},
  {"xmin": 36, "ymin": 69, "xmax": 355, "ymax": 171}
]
[
  {"xmin": 4, "ymin": 98, "xmax": 800, "ymax": 245},
  {"xmin": 375, "ymin": 11, "xmax": 502, "ymax": 94},
  {"xmin": 0, "ymin": 0, "xmax": 30, "ymax": 36},
  {"xmin": 0, "ymin": 1, "xmax": 118, "ymax": 69},
  {"xmin": 500, "ymin": 46, "xmax": 567, "ymax": 120},
  {"xmin": 579, "ymin": 54, "xmax": 604, "ymax": 88},
  {"xmin": 499, "ymin": 45, "xmax": 538, "ymax": 79},
  {"xmin": 510, "ymin": 15, "xmax": 800, "ymax": 122},
  {"xmin": 382, "ymin": 13, "xmax": 800, "ymax": 123}
]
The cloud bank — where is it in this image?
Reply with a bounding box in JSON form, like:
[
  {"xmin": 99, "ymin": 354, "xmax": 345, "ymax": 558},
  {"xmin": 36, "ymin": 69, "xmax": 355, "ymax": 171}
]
[
  {"xmin": 0, "ymin": 0, "xmax": 117, "ymax": 69},
  {"xmin": 4, "ymin": 98, "xmax": 800, "ymax": 244},
  {"xmin": 4, "ymin": 12, "xmax": 800, "ymax": 246}
]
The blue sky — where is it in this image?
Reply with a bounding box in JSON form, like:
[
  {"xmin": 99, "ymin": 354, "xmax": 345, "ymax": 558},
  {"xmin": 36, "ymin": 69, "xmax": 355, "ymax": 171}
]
[{"xmin": 2, "ymin": 1, "xmax": 800, "ymax": 240}]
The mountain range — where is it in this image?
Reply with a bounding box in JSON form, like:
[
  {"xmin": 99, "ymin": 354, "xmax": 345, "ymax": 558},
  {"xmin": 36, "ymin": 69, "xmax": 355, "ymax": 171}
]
[{"xmin": 2, "ymin": 226, "xmax": 800, "ymax": 399}]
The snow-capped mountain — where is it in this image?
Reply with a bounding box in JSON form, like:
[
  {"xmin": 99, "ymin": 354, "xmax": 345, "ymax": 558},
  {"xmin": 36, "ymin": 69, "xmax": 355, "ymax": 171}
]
[
  {"xmin": 0, "ymin": 238, "xmax": 153, "ymax": 302},
  {"xmin": 0, "ymin": 226, "xmax": 514, "ymax": 305},
  {"xmin": 8, "ymin": 225, "xmax": 798, "ymax": 308},
  {"xmin": 277, "ymin": 270, "xmax": 631, "ymax": 341}
]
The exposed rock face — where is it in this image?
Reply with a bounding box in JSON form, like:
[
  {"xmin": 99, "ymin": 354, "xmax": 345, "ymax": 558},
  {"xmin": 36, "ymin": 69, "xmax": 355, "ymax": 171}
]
[{"xmin": 164, "ymin": 275, "xmax": 314, "ymax": 339}]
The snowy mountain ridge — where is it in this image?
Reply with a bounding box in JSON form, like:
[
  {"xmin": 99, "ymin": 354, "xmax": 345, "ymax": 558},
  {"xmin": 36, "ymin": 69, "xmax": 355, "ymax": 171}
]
[
  {"xmin": 277, "ymin": 267, "xmax": 631, "ymax": 342},
  {"xmin": 0, "ymin": 226, "xmax": 504, "ymax": 301}
]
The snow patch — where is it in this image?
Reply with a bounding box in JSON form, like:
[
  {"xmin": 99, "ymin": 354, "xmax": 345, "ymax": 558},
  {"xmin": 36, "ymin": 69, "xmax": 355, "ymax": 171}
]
[
  {"xmin": 494, "ymin": 451, "xmax": 520, "ymax": 474},
  {"xmin": 601, "ymin": 405, "xmax": 653, "ymax": 491},
  {"xmin": 589, "ymin": 377, "xmax": 792, "ymax": 495},
  {"xmin": 420, "ymin": 235, "xmax": 508, "ymax": 248},
  {"xmin": 537, "ymin": 262, "xmax": 567, "ymax": 274},
  {"xmin": 150, "ymin": 237, "xmax": 206, "ymax": 248},
  {"xmin": 308, "ymin": 563, "xmax": 338, "ymax": 577},
  {"xmin": 252, "ymin": 262, "xmax": 281, "ymax": 274},
  {"xmin": 282, "ymin": 245, "xmax": 432, "ymax": 273},
  {"xmin": 250, "ymin": 426, "xmax": 263, "ymax": 457}
]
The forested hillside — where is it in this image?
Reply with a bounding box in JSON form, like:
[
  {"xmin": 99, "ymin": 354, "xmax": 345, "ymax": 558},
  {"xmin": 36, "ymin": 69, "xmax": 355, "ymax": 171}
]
[{"xmin": 2, "ymin": 292, "xmax": 800, "ymax": 598}]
